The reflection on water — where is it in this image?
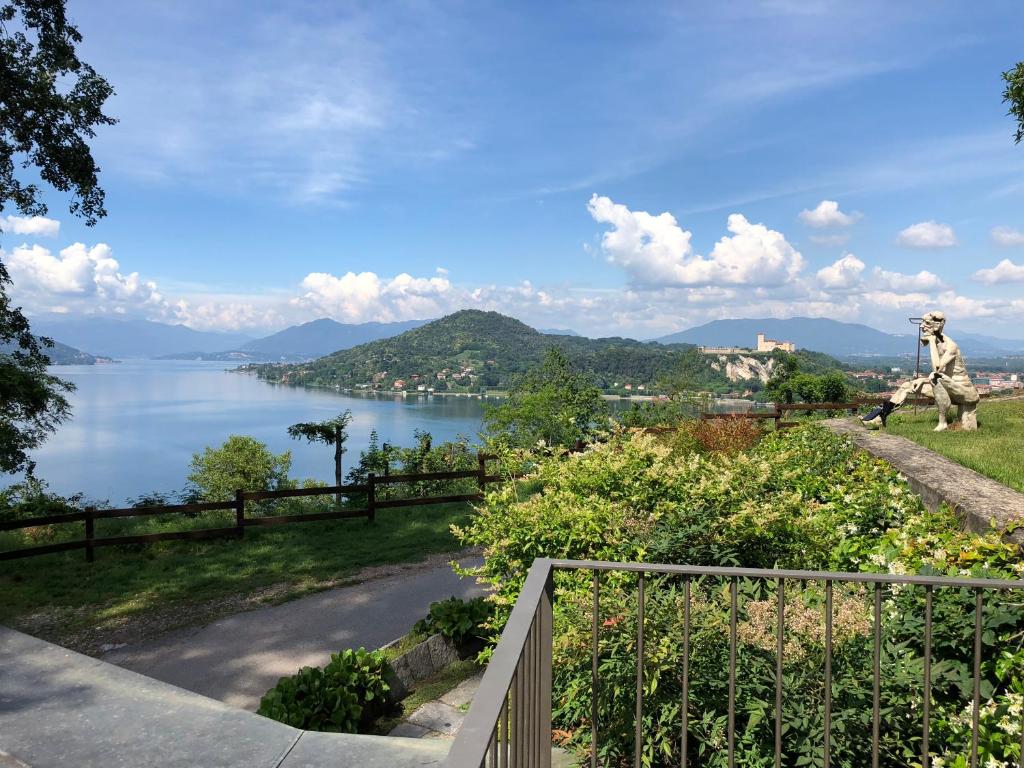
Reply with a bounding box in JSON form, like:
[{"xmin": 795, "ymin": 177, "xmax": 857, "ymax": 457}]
[{"xmin": 11, "ymin": 360, "xmax": 766, "ymax": 504}]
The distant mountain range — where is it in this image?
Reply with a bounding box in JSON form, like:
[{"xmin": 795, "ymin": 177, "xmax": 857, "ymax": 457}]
[
  {"xmin": 654, "ymin": 318, "xmax": 1024, "ymax": 359},
  {"xmin": 162, "ymin": 318, "xmax": 430, "ymax": 362},
  {"xmin": 1, "ymin": 337, "xmax": 108, "ymax": 365},
  {"xmin": 29, "ymin": 316, "xmax": 254, "ymax": 359}
]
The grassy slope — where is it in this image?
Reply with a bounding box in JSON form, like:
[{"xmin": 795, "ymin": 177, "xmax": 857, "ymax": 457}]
[
  {"xmin": 885, "ymin": 398, "xmax": 1024, "ymax": 492},
  {"xmin": 0, "ymin": 502, "xmax": 473, "ymax": 644}
]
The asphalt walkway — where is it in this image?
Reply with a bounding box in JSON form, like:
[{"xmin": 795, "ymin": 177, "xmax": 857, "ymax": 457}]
[{"xmin": 103, "ymin": 554, "xmax": 485, "ymax": 710}]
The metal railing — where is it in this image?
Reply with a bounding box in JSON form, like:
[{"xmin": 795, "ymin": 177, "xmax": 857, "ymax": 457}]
[{"xmin": 446, "ymin": 558, "xmax": 1024, "ymax": 768}]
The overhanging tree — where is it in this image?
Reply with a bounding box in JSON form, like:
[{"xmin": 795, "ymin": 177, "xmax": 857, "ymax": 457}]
[
  {"xmin": 288, "ymin": 410, "xmax": 353, "ymax": 503},
  {"xmin": 1004, "ymin": 61, "xmax": 1024, "ymax": 144},
  {"xmin": 1, "ymin": 0, "xmax": 116, "ymax": 474}
]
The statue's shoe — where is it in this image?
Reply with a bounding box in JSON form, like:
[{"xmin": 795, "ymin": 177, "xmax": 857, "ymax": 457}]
[
  {"xmin": 862, "ymin": 406, "xmax": 884, "ymax": 423},
  {"xmin": 863, "ymin": 416, "xmax": 883, "ymax": 430}
]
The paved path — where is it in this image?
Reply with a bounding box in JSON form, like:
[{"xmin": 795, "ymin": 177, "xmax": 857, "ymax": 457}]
[{"xmin": 103, "ymin": 555, "xmax": 485, "ymax": 710}]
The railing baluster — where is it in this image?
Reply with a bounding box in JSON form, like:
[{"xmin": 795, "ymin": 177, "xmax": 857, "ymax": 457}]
[
  {"xmin": 728, "ymin": 577, "xmax": 737, "ymax": 768},
  {"xmin": 923, "ymin": 585, "xmax": 933, "ymax": 768},
  {"xmin": 540, "ymin": 570, "xmax": 553, "ymax": 768},
  {"xmin": 872, "ymin": 584, "xmax": 881, "ymax": 768},
  {"xmin": 500, "ymin": 697, "xmax": 509, "ymax": 768},
  {"xmin": 592, "ymin": 569, "xmax": 600, "ymax": 768},
  {"xmin": 776, "ymin": 578, "xmax": 785, "ymax": 768},
  {"xmin": 824, "ymin": 580, "xmax": 832, "ymax": 768},
  {"xmin": 635, "ymin": 572, "xmax": 645, "ymax": 768},
  {"xmin": 512, "ymin": 661, "xmax": 521, "ymax": 768},
  {"xmin": 971, "ymin": 588, "xmax": 981, "ymax": 768},
  {"xmin": 681, "ymin": 576, "xmax": 690, "ymax": 768}
]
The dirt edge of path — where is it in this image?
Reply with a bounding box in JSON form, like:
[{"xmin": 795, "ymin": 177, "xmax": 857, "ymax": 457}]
[{"xmin": 9, "ymin": 547, "xmax": 483, "ymax": 657}]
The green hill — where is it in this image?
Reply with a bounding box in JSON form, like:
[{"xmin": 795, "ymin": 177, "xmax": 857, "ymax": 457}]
[{"xmin": 246, "ymin": 310, "xmax": 844, "ymax": 396}]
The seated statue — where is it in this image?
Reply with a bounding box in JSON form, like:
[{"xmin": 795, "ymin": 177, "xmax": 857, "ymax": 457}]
[{"xmin": 863, "ymin": 310, "xmax": 980, "ymax": 432}]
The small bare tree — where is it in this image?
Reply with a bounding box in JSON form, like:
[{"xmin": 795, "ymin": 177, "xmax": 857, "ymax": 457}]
[{"xmin": 287, "ymin": 410, "xmax": 353, "ymax": 504}]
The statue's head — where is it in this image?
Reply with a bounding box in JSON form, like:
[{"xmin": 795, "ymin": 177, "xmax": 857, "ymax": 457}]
[{"xmin": 921, "ymin": 310, "xmax": 946, "ymax": 335}]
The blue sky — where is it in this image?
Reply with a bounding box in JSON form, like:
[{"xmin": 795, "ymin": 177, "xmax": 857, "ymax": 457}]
[{"xmin": 2, "ymin": 0, "xmax": 1024, "ymax": 338}]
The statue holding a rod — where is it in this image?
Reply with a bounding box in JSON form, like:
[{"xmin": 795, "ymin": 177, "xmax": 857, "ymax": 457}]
[{"xmin": 863, "ymin": 310, "xmax": 980, "ymax": 431}]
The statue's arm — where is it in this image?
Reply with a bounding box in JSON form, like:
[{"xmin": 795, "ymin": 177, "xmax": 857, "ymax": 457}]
[{"xmin": 935, "ymin": 339, "xmax": 958, "ymax": 370}]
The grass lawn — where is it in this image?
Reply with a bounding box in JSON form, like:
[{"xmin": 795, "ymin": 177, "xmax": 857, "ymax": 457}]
[
  {"xmin": 0, "ymin": 501, "xmax": 474, "ymax": 649},
  {"xmin": 885, "ymin": 398, "xmax": 1024, "ymax": 493}
]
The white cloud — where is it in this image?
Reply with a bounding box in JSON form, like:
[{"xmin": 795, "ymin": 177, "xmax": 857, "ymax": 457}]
[
  {"xmin": 871, "ymin": 267, "xmax": 944, "ymax": 292},
  {"xmin": 972, "ymin": 258, "xmax": 1024, "ymax": 284},
  {"xmin": 991, "ymin": 226, "xmax": 1024, "ymax": 247},
  {"xmin": 587, "ymin": 194, "xmax": 804, "ymax": 287},
  {"xmin": 798, "ymin": 200, "xmax": 859, "ymax": 228},
  {"xmin": 292, "ymin": 271, "xmax": 454, "ymax": 323},
  {"xmin": 4, "ymin": 242, "xmax": 164, "ymax": 312},
  {"xmin": 896, "ymin": 220, "xmax": 957, "ymax": 249},
  {"xmin": 0, "ymin": 215, "xmax": 60, "ymax": 238},
  {"xmin": 816, "ymin": 253, "xmax": 864, "ymax": 290}
]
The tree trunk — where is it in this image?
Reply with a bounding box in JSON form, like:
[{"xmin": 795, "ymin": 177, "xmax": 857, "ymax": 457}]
[{"xmin": 334, "ymin": 427, "xmax": 343, "ymax": 507}]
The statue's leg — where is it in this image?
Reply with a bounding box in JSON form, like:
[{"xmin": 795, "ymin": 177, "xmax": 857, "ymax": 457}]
[
  {"xmin": 960, "ymin": 401, "xmax": 978, "ymax": 431},
  {"xmin": 932, "ymin": 383, "xmax": 951, "ymax": 431}
]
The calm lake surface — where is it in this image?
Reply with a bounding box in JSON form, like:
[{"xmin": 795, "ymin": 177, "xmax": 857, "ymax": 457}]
[
  {"xmin": 13, "ymin": 360, "xmax": 762, "ymax": 504},
  {"xmin": 16, "ymin": 360, "xmax": 489, "ymax": 504}
]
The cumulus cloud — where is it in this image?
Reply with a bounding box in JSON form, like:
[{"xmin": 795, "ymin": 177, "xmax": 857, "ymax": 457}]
[
  {"xmin": 816, "ymin": 253, "xmax": 864, "ymax": 290},
  {"xmin": 973, "ymin": 259, "xmax": 1024, "ymax": 284},
  {"xmin": 4, "ymin": 242, "xmax": 164, "ymax": 312},
  {"xmin": 871, "ymin": 267, "xmax": 944, "ymax": 292},
  {"xmin": 588, "ymin": 194, "xmax": 804, "ymax": 287},
  {"xmin": 991, "ymin": 226, "xmax": 1024, "ymax": 247},
  {"xmin": 0, "ymin": 215, "xmax": 60, "ymax": 238},
  {"xmin": 798, "ymin": 200, "xmax": 859, "ymax": 228},
  {"xmin": 292, "ymin": 270, "xmax": 454, "ymax": 323},
  {"xmin": 896, "ymin": 220, "xmax": 957, "ymax": 249}
]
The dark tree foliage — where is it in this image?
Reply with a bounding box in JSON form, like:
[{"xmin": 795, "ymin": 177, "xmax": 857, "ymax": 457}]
[
  {"xmin": 288, "ymin": 410, "xmax": 353, "ymax": 500},
  {"xmin": 1004, "ymin": 61, "xmax": 1024, "ymax": 144},
  {"xmin": 0, "ymin": 264, "xmax": 71, "ymax": 473},
  {"xmin": 1, "ymin": 0, "xmax": 116, "ymax": 223},
  {"xmin": 1, "ymin": 0, "xmax": 115, "ymax": 474}
]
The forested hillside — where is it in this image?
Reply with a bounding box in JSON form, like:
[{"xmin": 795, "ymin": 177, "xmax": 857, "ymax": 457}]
[{"xmin": 247, "ymin": 310, "xmax": 843, "ymax": 395}]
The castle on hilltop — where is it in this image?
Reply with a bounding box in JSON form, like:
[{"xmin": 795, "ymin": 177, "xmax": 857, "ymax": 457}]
[{"xmin": 698, "ymin": 332, "xmax": 797, "ymax": 355}]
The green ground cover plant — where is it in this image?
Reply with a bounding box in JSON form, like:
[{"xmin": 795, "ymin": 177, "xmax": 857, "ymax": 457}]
[
  {"xmin": 886, "ymin": 399, "xmax": 1024, "ymax": 493},
  {"xmin": 457, "ymin": 425, "xmax": 1024, "ymax": 767},
  {"xmin": 257, "ymin": 647, "xmax": 396, "ymax": 732}
]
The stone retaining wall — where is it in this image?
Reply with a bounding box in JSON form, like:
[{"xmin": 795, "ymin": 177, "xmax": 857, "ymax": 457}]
[{"xmin": 824, "ymin": 418, "xmax": 1024, "ymax": 544}]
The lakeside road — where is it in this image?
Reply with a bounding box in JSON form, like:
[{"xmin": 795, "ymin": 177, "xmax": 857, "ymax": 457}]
[{"xmin": 102, "ymin": 555, "xmax": 485, "ymax": 711}]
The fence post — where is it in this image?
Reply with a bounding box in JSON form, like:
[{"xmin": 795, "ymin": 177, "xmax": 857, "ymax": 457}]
[
  {"xmin": 367, "ymin": 473, "xmax": 376, "ymax": 525},
  {"xmin": 477, "ymin": 452, "xmax": 486, "ymax": 497},
  {"xmin": 774, "ymin": 406, "xmax": 782, "ymax": 431},
  {"xmin": 234, "ymin": 490, "xmax": 245, "ymax": 539},
  {"xmin": 85, "ymin": 506, "xmax": 95, "ymax": 563}
]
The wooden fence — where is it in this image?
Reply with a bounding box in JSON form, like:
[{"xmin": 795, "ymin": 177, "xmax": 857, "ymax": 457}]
[
  {"xmin": 699, "ymin": 396, "xmax": 940, "ymax": 430},
  {"xmin": 0, "ymin": 453, "xmax": 503, "ymax": 564}
]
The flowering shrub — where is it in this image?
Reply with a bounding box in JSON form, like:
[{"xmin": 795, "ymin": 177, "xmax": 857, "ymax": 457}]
[{"xmin": 457, "ymin": 425, "xmax": 1024, "ymax": 767}]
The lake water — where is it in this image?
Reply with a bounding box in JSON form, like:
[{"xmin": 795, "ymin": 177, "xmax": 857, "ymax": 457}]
[
  {"xmin": 15, "ymin": 360, "xmax": 488, "ymax": 504},
  {"xmin": 11, "ymin": 360, "xmax": 763, "ymax": 504}
]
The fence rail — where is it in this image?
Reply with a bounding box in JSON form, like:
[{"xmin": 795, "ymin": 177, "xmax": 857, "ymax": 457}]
[
  {"xmin": 700, "ymin": 396, "xmax": 940, "ymax": 430},
  {"xmin": 0, "ymin": 453, "xmax": 504, "ymax": 563},
  {"xmin": 447, "ymin": 558, "xmax": 1024, "ymax": 768}
]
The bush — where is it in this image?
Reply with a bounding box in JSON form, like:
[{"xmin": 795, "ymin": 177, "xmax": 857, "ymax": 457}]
[
  {"xmin": 188, "ymin": 435, "xmax": 292, "ymax": 501},
  {"xmin": 257, "ymin": 648, "xmax": 395, "ymax": 732},
  {"xmin": 457, "ymin": 425, "xmax": 1024, "ymax": 766},
  {"xmin": 0, "ymin": 476, "xmax": 81, "ymax": 523},
  {"xmin": 414, "ymin": 596, "xmax": 495, "ymax": 647}
]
